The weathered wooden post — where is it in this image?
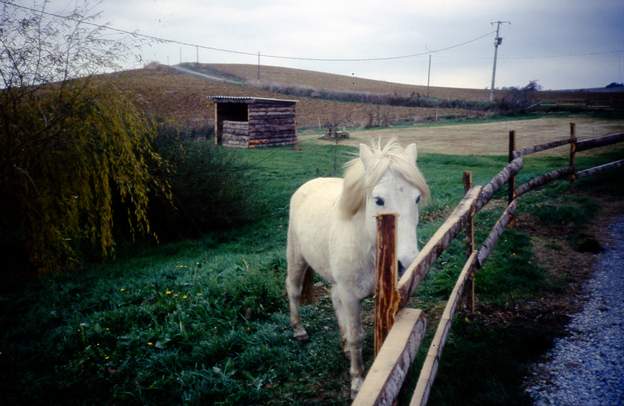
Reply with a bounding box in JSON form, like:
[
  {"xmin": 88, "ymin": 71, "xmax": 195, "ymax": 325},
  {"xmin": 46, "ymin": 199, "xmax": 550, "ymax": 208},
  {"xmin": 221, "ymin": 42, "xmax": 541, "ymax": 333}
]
[
  {"xmin": 569, "ymin": 122, "xmax": 577, "ymax": 182},
  {"xmin": 507, "ymin": 130, "xmax": 516, "ymax": 227},
  {"xmin": 374, "ymin": 213, "xmax": 401, "ymax": 356},
  {"xmin": 463, "ymin": 171, "xmax": 476, "ymax": 313},
  {"xmin": 508, "ymin": 130, "xmax": 516, "ymax": 204}
]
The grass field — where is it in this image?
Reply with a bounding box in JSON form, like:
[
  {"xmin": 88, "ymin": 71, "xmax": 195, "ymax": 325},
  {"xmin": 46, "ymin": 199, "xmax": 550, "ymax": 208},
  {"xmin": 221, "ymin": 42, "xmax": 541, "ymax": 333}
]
[
  {"xmin": 311, "ymin": 116, "xmax": 624, "ymax": 155},
  {"xmin": 105, "ymin": 66, "xmax": 478, "ymax": 131},
  {"xmin": 1, "ymin": 134, "xmax": 623, "ymax": 405},
  {"xmin": 208, "ymin": 63, "xmax": 492, "ymax": 102},
  {"xmin": 206, "ymin": 64, "xmax": 624, "ymax": 109}
]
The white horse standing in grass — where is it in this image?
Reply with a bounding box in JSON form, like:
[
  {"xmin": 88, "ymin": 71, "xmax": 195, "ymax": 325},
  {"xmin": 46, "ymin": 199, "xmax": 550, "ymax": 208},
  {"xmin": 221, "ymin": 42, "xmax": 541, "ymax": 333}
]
[{"xmin": 286, "ymin": 140, "xmax": 430, "ymax": 398}]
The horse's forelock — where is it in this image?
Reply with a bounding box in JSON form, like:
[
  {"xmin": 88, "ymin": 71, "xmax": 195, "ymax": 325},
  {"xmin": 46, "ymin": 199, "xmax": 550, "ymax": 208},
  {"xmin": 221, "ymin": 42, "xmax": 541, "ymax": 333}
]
[{"xmin": 338, "ymin": 140, "xmax": 430, "ymax": 217}]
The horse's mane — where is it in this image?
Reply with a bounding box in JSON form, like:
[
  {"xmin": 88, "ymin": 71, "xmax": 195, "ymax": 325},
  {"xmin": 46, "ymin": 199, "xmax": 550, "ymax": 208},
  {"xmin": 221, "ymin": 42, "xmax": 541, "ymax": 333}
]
[{"xmin": 339, "ymin": 139, "xmax": 430, "ymax": 217}]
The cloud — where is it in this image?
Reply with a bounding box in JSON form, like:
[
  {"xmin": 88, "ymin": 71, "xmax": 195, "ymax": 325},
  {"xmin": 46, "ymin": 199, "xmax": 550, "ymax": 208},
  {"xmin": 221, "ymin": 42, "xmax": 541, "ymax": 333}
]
[{"xmin": 46, "ymin": 0, "xmax": 624, "ymax": 89}]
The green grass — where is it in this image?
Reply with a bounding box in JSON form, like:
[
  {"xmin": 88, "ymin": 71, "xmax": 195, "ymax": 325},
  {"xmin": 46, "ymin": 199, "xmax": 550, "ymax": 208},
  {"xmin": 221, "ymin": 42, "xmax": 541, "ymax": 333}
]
[{"xmin": 1, "ymin": 140, "xmax": 623, "ymax": 405}]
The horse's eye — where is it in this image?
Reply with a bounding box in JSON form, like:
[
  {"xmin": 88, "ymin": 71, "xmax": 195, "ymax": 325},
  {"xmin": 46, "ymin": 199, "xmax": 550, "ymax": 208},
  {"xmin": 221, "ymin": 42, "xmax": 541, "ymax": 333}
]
[
  {"xmin": 374, "ymin": 197, "xmax": 385, "ymax": 206},
  {"xmin": 415, "ymin": 195, "xmax": 421, "ymax": 204}
]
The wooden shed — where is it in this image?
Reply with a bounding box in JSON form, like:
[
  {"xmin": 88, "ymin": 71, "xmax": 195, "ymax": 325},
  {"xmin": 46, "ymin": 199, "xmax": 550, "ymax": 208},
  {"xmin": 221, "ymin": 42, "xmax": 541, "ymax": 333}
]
[{"xmin": 210, "ymin": 96, "xmax": 298, "ymax": 148}]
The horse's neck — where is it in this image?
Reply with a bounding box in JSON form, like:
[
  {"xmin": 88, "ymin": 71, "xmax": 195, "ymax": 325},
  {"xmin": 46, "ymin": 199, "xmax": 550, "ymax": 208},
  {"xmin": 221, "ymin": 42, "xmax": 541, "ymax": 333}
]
[{"xmin": 351, "ymin": 208, "xmax": 376, "ymax": 259}]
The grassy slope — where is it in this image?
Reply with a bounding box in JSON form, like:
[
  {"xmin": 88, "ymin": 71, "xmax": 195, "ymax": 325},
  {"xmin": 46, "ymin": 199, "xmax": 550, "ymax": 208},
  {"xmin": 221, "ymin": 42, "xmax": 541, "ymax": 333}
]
[
  {"xmin": 104, "ymin": 66, "xmax": 477, "ymax": 131},
  {"xmin": 208, "ymin": 63, "xmax": 491, "ymax": 102},
  {"xmin": 205, "ymin": 63, "xmax": 624, "ymax": 108},
  {"xmin": 1, "ymin": 141, "xmax": 623, "ymax": 405}
]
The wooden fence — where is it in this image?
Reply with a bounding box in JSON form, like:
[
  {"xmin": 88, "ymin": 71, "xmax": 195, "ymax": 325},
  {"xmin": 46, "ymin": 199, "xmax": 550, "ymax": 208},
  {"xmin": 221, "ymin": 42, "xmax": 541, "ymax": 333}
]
[{"xmin": 353, "ymin": 124, "xmax": 624, "ymax": 406}]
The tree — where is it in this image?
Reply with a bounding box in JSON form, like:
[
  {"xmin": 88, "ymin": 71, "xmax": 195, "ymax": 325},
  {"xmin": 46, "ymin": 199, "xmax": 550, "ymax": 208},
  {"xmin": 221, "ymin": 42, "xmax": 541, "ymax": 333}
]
[
  {"xmin": 0, "ymin": 1, "xmax": 169, "ymax": 273},
  {"xmin": 497, "ymin": 80, "xmax": 542, "ymax": 113}
]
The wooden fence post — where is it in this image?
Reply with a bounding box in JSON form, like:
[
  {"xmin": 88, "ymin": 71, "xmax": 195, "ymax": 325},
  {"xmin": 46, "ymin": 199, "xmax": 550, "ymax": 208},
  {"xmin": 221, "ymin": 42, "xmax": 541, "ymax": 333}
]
[
  {"xmin": 569, "ymin": 122, "xmax": 577, "ymax": 182},
  {"xmin": 508, "ymin": 130, "xmax": 516, "ymax": 227},
  {"xmin": 508, "ymin": 130, "xmax": 516, "ymax": 204},
  {"xmin": 463, "ymin": 172, "xmax": 476, "ymax": 313},
  {"xmin": 374, "ymin": 213, "xmax": 401, "ymax": 356}
]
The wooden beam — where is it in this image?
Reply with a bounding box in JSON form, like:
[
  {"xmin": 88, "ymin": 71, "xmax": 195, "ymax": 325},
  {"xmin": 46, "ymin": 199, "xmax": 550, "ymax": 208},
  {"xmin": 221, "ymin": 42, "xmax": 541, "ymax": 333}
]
[
  {"xmin": 508, "ymin": 130, "xmax": 516, "ymax": 207},
  {"xmin": 397, "ymin": 186, "xmax": 482, "ymax": 307},
  {"xmin": 353, "ymin": 309, "xmax": 427, "ymax": 406},
  {"xmin": 576, "ymin": 132, "xmax": 624, "ymax": 151},
  {"xmin": 463, "ymin": 171, "xmax": 476, "ymax": 312},
  {"xmin": 512, "ymin": 138, "xmax": 570, "ymax": 158},
  {"xmin": 576, "ymin": 159, "xmax": 624, "ymax": 178},
  {"xmin": 475, "ymin": 157, "xmax": 523, "ymax": 211},
  {"xmin": 476, "ymin": 200, "xmax": 518, "ymax": 267},
  {"xmin": 409, "ymin": 252, "xmax": 478, "ymax": 406},
  {"xmin": 374, "ymin": 213, "xmax": 400, "ymax": 356},
  {"xmin": 514, "ymin": 166, "xmax": 574, "ymax": 198}
]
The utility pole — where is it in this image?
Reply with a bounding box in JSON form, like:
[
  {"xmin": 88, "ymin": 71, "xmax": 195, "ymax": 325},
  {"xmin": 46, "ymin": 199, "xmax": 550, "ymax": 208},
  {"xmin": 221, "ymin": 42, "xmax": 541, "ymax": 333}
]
[
  {"xmin": 196, "ymin": 46, "xmax": 199, "ymax": 64},
  {"xmin": 426, "ymin": 54, "xmax": 432, "ymax": 97},
  {"xmin": 489, "ymin": 20, "xmax": 510, "ymax": 102},
  {"xmin": 257, "ymin": 51, "xmax": 261, "ymax": 81}
]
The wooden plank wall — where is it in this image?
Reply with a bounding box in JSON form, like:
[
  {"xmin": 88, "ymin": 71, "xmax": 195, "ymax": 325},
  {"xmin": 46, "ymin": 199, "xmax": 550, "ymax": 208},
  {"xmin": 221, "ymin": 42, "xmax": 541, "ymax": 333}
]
[
  {"xmin": 248, "ymin": 102, "xmax": 297, "ymax": 147},
  {"xmin": 222, "ymin": 120, "xmax": 249, "ymax": 148}
]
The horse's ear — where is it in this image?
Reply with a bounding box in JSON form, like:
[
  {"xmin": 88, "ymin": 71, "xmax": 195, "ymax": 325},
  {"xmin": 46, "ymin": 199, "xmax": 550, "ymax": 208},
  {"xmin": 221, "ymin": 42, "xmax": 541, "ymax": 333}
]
[
  {"xmin": 360, "ymin": 143, "xmax": 374, "ymax": 169},
  {"xmin": 405, "ymin": 143, "xmax": 418, "ymax": 163}
]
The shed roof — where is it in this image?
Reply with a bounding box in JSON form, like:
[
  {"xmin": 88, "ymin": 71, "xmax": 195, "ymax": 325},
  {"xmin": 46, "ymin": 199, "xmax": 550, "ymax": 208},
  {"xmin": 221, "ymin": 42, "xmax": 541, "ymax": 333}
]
[{"xmin": 209, "ymin": 96, "xmax": 298, "ymax": 104}]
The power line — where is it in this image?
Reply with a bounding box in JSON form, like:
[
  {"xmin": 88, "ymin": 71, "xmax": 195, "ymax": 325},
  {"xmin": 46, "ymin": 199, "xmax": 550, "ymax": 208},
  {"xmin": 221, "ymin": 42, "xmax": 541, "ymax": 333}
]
[
  {"xmin": 258, "ymin": 31, "xmax": 496, "ymax": 61},
  {"xmin": 0, "ymin": 0, "xmax": 493, "ymax": 62}
]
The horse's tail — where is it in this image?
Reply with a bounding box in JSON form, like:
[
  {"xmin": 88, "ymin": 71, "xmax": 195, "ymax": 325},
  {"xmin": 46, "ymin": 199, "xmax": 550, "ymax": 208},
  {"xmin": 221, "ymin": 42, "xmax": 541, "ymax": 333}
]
[{"xmin": 300, "ymin": 267, "xmax": 315, "ymax": 304}]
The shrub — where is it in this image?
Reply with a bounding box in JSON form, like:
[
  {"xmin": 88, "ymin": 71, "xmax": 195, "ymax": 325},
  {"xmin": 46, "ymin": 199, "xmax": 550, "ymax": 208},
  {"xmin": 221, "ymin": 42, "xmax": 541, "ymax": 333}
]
[{"xmin": 150, "ymin": 127, "xmax": 256, "ymax": 240}]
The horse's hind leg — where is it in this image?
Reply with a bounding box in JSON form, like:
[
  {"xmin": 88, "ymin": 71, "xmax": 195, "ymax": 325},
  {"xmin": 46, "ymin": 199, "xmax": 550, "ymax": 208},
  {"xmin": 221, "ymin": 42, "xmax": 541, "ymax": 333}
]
[{"xmin": 286, "ymin": 233, "xmax": 309, "ymax": 341}]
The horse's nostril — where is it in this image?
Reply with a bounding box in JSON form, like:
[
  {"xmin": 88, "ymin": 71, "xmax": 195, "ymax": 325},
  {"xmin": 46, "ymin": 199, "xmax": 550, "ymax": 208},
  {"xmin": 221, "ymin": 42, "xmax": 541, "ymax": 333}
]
[{"xmin": 398, "ymin": 261, "xmax": 406, "ymax": 278}]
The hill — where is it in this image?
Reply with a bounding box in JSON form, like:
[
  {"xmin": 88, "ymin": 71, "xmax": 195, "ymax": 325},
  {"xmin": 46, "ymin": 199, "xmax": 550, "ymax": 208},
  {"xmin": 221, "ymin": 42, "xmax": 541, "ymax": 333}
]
[
  {"xmin": 200, "ymin": 64, "xmax": 624, "ymax": 111},
  {"xmin": 103, "ymin": 65, "xmax": 483, "ymax": 131},
  {"xmin": 204, "ymin": 63, "xmax": 492, "ymax": 101}
]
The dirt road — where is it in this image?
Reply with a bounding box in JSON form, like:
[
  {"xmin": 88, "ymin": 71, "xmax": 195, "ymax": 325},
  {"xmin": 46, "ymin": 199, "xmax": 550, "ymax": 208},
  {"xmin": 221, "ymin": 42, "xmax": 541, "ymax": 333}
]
[{"xmin": 525, "ymin": 215, "xmax": 624, "ymax": 405}]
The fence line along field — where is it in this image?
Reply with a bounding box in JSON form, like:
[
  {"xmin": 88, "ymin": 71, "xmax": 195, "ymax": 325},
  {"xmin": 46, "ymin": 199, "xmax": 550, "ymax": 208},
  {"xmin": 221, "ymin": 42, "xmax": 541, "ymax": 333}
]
[{"xmin": 355, "ymin": 125, "xmax": 624, "ymax": 405}]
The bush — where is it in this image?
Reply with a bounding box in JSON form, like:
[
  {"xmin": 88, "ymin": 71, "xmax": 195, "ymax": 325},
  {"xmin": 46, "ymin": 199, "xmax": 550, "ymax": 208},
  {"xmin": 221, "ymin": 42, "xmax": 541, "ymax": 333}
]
[{"xmin": 150, "ymin": 127, "xmax": 256, "ymax": 240}]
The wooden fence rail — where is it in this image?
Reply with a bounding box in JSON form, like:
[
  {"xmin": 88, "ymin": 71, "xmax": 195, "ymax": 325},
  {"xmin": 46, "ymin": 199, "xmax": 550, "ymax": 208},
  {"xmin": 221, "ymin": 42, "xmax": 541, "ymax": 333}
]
[
  {"xmin": 355, "ymin": 124, "xmax": 624, "ymax": 406},
  {"xmin": 397, "ymin": 187, "xmax": 482, "ymax": 307}
]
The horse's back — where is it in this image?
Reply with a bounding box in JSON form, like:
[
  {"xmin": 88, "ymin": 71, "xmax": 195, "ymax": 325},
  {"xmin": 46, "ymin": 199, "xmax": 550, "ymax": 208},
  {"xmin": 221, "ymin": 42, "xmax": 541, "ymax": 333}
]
[{"xmin": 288, "ymin": 177, "xmax": 342, "ymax": 280}]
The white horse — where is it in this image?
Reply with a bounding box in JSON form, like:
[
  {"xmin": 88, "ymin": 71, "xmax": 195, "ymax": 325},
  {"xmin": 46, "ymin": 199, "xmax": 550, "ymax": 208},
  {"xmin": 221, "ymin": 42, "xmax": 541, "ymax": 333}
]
[{"xmin": 286, "ymin": 140, "xmax": 430, "ymax": 398}]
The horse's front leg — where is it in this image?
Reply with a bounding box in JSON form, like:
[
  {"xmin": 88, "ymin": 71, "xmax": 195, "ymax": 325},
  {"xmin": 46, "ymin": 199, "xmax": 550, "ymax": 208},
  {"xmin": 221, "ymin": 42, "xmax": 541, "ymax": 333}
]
[{"xmin": 338, "ymin": 287, "xmax": 365, "ymax": 399}]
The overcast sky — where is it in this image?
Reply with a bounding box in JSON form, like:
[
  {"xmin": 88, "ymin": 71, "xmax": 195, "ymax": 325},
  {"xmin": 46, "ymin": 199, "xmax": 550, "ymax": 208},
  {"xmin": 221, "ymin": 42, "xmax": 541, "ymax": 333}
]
[{"xmin": 50, "ymin": 0, "xmax": 624, "ymax": 90}]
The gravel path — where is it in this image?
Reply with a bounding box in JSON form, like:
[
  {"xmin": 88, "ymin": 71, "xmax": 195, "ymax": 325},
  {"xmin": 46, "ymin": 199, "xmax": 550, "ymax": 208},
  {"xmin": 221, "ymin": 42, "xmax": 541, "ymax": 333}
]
[{"xmin": 525, "ymin": 215, "xmax": 624, "ymax": 405}]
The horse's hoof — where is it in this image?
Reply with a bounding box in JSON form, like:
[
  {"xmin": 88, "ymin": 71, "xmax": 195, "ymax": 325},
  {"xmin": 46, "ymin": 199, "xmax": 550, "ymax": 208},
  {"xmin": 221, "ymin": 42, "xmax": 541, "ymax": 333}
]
[
  {"xmin": 350, "ymin": 376, "xmax": 364, "ymax": 399},
  {"xmin": 293, "ymin": 327, "xmax": 309, "ymax": 341}
]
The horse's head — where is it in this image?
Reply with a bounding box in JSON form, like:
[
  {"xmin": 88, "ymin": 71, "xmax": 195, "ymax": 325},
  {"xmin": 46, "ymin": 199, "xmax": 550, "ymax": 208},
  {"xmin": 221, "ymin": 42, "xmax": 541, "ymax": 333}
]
[{"xmin": 340, "ymin": 140, "xmax": 430, "ymax": 277}]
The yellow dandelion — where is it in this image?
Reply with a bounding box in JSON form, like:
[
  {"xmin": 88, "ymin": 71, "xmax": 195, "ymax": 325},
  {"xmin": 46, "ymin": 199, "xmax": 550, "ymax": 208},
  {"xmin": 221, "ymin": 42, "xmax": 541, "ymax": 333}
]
[
  {"xmin": 147, "ymin": 341, "xmax": 154, "ymax": 346},
  {"xmin": 165, "ymin": 290, "xmax": 173, "ymax": 295}
]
